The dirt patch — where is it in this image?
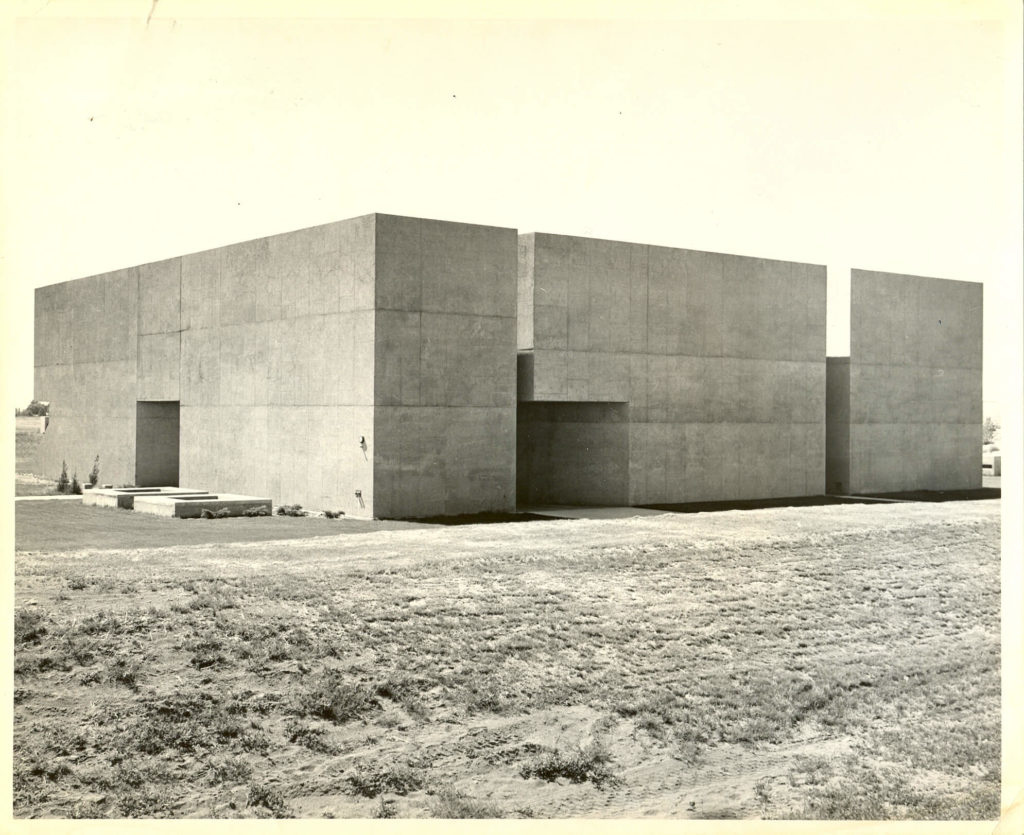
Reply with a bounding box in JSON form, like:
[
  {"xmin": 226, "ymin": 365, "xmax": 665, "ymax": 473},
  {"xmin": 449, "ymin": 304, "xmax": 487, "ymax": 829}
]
[{"xmin": 13, "ymin": 500, "xmax": 1000, "ymax": 819}]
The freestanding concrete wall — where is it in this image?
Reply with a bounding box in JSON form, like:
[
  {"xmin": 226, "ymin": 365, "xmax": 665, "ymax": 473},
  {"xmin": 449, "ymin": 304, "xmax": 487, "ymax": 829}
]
[
  {"xmin": 372, "ymin": 215, "xmax": 517, "ymax": 518},
  {"xmin": 517, "ymin": 233, "xmax": 827, "ymax": 505},
  {"xmin": 32, "ymin": 213, "xmax": 517, "ymax": 518},
  {"xmin": 836, "ymin": 270, "xmax": 982, "ymax": 493}
]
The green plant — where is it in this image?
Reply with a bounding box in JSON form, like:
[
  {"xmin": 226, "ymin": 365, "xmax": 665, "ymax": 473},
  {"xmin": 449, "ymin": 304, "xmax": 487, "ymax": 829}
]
[
  {"xmin": 244, "ymin": 506, "xmax": 269, "ymax": 517},
  {"xmin": 71, "ymin": 472, "xmax": 82, "ymax": 495},
  {"xmin": 430, "ymin": 788, "xmax": 504, "ymax": 818},
  {"xmin": 346, "ymin": 764, "xmax": 424, "ymax": 798},
  {"xmin": 519, "ymin": 743, "xmax": 619, "ymax": 788},
  {"xmin": 324, "ymin": 510, "xmax": 345, "ymax": 519},
  {"xmin": 208, "ymin": 756, "xmax": 253, "ymax": 785},
  {"xmin": 88, "ymin": 456, "xmax": 100, "ymax": 487},
  {"xmin": 56, "ymin": 460, "xmax": 69, "ymax": 493},
  {"xmin": 754, "ymin": 777, "xmax": 772, "ymax": 814},
  {"xmin": 106, "ymin": 655, "xmax": 142, "ymax": 688},
  {"xmin": 295, "ymin": 671, "xmax": 378, "ymax": 723},
  {"xmin": 247, "ymin": 783, "xmax": 291, "ymax": 818},
  {"xmin": 374, "ymin": 798, "xmax": 398, "ymax": 818},
  {"xmin": 283, "ymin": 719, "xmax": 337, "ymax": 754},
  {"xmin": 14, "ymin": 609, "xmax": 47, "ymax": 644},
  {"xmin": 276, "ymin": 504, "xmax": 306, "ymax": 517}
]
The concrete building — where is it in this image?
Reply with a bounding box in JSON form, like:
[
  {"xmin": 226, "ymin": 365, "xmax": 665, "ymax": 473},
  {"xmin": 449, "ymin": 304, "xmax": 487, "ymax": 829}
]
[
  {"xmin": 825, "ymin": 270, "xmax": 983, "ymax": 494},
  {"xmin": 31, "ymin": 213, "xmax": 983, "ymax": 518},
  {"xmin": 33, "ymin": 214, "xmax": 517, "ymax": 518}
]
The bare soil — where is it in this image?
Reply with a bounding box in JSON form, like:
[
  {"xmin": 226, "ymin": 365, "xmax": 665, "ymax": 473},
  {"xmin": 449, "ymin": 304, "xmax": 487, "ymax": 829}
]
[{"xmin": 13, "ymin": 498, "xmax": 1000, "ymax": 820}]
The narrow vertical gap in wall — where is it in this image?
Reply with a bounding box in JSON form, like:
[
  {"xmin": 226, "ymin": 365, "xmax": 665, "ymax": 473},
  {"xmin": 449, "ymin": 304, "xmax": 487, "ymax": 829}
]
[{"xmin": 826, "ymin": 265, "xmax": 851, "ymax": 359}]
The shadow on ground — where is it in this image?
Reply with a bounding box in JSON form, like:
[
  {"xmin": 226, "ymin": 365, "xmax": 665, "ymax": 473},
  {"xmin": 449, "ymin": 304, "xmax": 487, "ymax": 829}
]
[{"xmin": 641, "ymin": 488, "xmax": 1000, "ymax": 514}]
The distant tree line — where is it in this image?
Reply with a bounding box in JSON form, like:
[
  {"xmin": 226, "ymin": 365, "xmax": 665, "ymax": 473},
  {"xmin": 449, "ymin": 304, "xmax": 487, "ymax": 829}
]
[{"xmin": 15, "ymin": 400, "xmax": 48, "ymax": 417}]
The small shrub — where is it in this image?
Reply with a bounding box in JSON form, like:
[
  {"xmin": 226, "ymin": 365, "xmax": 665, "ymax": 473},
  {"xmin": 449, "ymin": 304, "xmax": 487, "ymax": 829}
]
[
  {"xmin": 208, "ymin": 756, "xmax": 253, "ymax": 785},
  {"xmin": 519, "ymin": 743, "xmax": 620, "ymax": 789},
  {"xmin": 88, "ymin": 456, "xmax": 100, "ymax": 487},
  {"xmin": 276, "ymin": 504, "xmax": 306, "ymax": 517},
  {"xmin": 57, "ymin": 460, "xmax": 69, "ymax": 493},
  {"xmin": 374, "ymin": 798, "xmax": 398, "ymax": 818},
  {"xmin": 14, "ymin": 609, "xmax": 47, "ymax": 644},
  {"xmin": 346, "ymin": 764, "xmax": 424, "ymax": 798},
  {"xmin": 187, "ymin": 634, "xmax": 228, "ymax": 669},
  {"xmin": 430, "ymin": 788, "xmax": 504, "ymax": 819},
  {"xmin": 295, "ymin": 671, "xmax": 378, "ymax": 723},
  {"xmin": 71, "ymin": 472, "xmax": 82, "ymax": 494},
  {"xmin": 106, "ymin": 655, "xmax": 142, "ymax": 688},
  {"xmin": 247, "ymin": 784, "xmax": 291, "ymax": 818},
  {"xmin": 244, "ymin": 506, "xmax": 269, "ymax": 517},
  {"xmin": 284, "ymin": 719, "xmax": 337, "ymax": 754},
  {"xmin": 324, "ymin": 510, "xmax": 345, "ymax": 519}
]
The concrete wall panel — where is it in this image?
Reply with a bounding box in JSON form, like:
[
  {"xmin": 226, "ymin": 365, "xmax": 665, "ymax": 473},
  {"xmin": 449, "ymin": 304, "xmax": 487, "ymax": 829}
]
[
  {"xmin": 138, "ymin": 332, "xmax": 181, "ymax": 401},
  {"xmin": 138, "ymin": 258, "xmax": 181, "ymax": 335},
  {"xmin": 844, "ymin": 270, "xmax": 982, "ymax": 493},
  {"xmin": 520, "ymin": 233, "xmax": 827, "ymax": 505}
]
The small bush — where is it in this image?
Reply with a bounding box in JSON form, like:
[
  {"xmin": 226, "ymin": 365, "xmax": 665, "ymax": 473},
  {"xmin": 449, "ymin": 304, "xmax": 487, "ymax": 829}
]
[
  {"xmin": 57, "ymin": 460, "xmax": 69, "ymax": 493},
  {"xmin": 346, "ymin": 764, "xmax": 424, "ymax": 798},
  {"xmin": 295, "ymin": 671, "xmax": 378, "ymax": 723},
  {"xmin": 88, "ymin": 456, "xmax": 100, "ymax": 487},
  {"xmin": 71, "ymin": 472, "xmax": 82, "ymax": 494},
  {"xmin": 208, "ymin": 756, "xmax": 252, "ymax": 785},
  {"xmin": 519, "ymin": 743, "xmax": 620, "ymax": 789},
  {"xmin": 14, "ymin": 609, "xmax": 47, "ymax": 644},
  {"xmin": 324, "ymin": 510, "xmax": 345, "ymax": 519},
  {"xmin": 106, "ymin": 655, "xmax": 142, "ymax": 688},
  {"xmin": 284, "ymin": 719, "xmax": 337, "ymax": 754},
  {"xmin": 374, "ymin": 798, "xmax": 398, "ymax": 818},
  {"xmin": 247, "ymin": 784, "xmax": 291, "ymax": 818},
  {"xmin": 430, "ymin": 788, "xmax": 504, "ymax": 819},
  {"xmin": 200, "ymin": 508, "xmax": 233, "ymax": 519},
  {"xmin": 244, "ymin": 506, "xmax": 269, "ymax": 517},
  {"xmin": 276, "ymin": 504, "xmax": 306, "ymax": 517}
]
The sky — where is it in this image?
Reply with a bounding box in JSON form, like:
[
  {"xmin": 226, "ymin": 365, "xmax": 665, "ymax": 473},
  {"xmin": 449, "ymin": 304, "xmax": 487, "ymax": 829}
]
[{"xmin": 1, "ymin": 0, "xmax": 1021, "ymax": 422}]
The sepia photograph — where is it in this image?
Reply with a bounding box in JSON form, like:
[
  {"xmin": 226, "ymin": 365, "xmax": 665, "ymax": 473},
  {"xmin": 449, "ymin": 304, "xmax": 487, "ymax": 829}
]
[{"xmin": 3, "ymin": 0, "xmax": 1021, "ymax": 827}]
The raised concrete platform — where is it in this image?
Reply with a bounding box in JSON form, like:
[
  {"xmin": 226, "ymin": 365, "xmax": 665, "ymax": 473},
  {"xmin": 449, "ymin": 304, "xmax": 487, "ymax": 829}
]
[
  {"xmin": 132, "ymin": 493, "xmax": 272, "ymax": 518},
  {"xmin": 82, "ymin": 486, "xmax": 208, "ymax": 510}
]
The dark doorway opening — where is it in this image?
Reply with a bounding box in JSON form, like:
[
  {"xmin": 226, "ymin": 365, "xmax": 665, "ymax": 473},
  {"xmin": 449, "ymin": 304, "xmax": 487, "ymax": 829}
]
[
  {"xmin": 517, "ymin": 401, "xmax": 629, "ymax": 507},
  {"xmin": 136, "ymin": 401, "xmax": 180, "ymax": 486}
]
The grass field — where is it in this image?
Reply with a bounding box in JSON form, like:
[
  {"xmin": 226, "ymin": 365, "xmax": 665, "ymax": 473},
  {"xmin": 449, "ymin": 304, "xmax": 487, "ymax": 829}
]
[{"xmin": 12, "ymin": 496, "xmax": 1000, "ymax": 819}]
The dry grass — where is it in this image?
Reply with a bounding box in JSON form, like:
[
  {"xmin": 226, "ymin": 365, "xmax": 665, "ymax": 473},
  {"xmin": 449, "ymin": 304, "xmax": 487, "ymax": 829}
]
[{"xmin": 13, "ymin": 499, "xmax": 1000, "ymax": 819}]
